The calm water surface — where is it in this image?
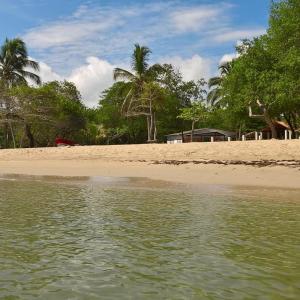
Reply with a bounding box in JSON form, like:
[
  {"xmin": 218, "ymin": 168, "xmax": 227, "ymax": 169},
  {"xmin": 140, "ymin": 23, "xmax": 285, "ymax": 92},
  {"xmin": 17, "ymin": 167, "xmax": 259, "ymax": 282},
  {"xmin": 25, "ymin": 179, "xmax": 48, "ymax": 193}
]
[{"xmin": 0, "ymin": 177, "xmax": 299, "ymax": 299}]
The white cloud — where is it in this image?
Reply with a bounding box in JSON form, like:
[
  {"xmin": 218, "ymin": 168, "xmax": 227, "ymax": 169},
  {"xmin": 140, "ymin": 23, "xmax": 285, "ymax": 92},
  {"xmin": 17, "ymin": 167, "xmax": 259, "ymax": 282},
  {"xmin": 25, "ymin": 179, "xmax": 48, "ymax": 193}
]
[
  {"xmin": 213, "ymin": 28, "xmax": 266, "ymax": 43},
  {"xmin": 68, "ymin": 57, "xmax": 116, "ymax": 107},
  {"xmin": 38, "ymin": 61, "xmax": 62, "ymax": 82},
  {"xmin": 161, "ymin": 55, "xmax": 212, "ymax": 81},
  {"xmin": 170, "ymin": 5, "xmax": 228, "ymax": 32},
  {"xmin": 219, "ymin": 53, "xmax": 238, "ymax": 65},
  {"xmin": 34, "ymin": 57, "xmax": 117, "ymax": 107},
  {"xmin": 24, "ymin": 5, "xmax": 122, "ymax": 49}
]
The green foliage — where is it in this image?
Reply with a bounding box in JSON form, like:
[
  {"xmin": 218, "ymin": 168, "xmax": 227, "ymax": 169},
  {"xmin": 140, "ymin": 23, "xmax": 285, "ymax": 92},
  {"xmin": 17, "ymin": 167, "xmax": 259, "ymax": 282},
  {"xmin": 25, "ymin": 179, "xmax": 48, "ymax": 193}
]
[{"xmin": 178, "ymin": 102, "xmax": 208, "ymax": 125}]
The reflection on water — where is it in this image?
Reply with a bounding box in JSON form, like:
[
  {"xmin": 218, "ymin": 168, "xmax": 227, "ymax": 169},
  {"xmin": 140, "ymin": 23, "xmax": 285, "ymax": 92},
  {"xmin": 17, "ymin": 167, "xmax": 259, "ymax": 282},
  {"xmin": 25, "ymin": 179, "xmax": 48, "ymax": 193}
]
[{"xmin": 0, "ymin": 178, "xmax": 299, "ymax": 299}]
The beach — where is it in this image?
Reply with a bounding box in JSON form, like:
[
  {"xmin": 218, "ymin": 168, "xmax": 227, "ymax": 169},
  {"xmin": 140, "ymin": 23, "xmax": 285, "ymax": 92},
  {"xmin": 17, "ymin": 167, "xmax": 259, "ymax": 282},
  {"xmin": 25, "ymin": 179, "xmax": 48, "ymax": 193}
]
[{"xmin": 0, "ymin": 139, "xmax": 300, "ymax": 188}]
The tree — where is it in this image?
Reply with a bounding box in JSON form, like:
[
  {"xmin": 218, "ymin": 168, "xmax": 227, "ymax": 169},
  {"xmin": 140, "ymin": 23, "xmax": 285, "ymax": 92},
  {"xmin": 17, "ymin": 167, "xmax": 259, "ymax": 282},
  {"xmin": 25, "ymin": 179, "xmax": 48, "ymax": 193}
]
[
  {"xmin": 222, "ymin": 37, "xmax": 281, "ymax": 138},
  {"xmin": 207, "ymin": 61, "xmax": 233, "ymax": 106},
  {"xmin": 0, "ymin": 38, "xmax": 40, "ymax": 147},
  {"xmin": 267, "ymin": 0, "xmax": 300, "ymax": 136},
  {"xmin": 178, "ymin": 101, "xmax": 208, "ymax": 142},
  {"xmin": 140, "ymin": 82, "xmax": 166, "ymax": 141},
  {"xmin": 0, "ymin": 38, "xmax": 40, "ymax": 87},
  {"xmin": 7, "ymin": 82, "xmax": 87, "ymax": 148},
  {"xmin": 113, "ymin": 44, "xmax": 163, "ymax": 142}
]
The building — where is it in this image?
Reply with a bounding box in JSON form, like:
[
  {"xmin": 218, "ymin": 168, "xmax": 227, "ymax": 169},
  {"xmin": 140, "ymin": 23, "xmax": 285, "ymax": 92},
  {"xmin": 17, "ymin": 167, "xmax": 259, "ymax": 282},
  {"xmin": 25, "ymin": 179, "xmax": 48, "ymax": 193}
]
[
  {"xmin": 166, "ymin": 128, "xmax": 236, "ymax": 144},
  {"xmin": 261, "ymin": 121, "xmax": 290, "ymax": 139},
  {"xmin": 245, "ymin": 121, "xmax": 294, "ymax": 140}
]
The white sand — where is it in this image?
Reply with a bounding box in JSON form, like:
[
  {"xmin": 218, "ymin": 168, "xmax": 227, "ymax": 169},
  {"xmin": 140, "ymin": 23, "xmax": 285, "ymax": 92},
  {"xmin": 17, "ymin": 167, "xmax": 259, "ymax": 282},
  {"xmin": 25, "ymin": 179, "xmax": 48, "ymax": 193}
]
[{"xmin": 0, "ymin": 140, "xmax": 300, "ymax": 188}]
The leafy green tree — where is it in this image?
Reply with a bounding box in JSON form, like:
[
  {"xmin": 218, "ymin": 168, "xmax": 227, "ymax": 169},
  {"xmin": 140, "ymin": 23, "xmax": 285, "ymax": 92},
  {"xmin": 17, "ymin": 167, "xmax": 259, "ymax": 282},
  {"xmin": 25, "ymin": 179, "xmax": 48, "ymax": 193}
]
[
  {"xmin": 178, "ymin": 101, "xmax": 208, "ymax": 142},
  {"xmin": 267, "ymin": 0, "xmax": 300, "ymax": 135},
  {"xmin": 222, "ymin": 37, "xmax": 281, "ymax": 138},
  {"xmin": 8, "ymin": 82, "xmax": 87, "ymax": 147},
  {"xmin": 97, "ymin": 82, "xmax": 147, "ymax": 144}
]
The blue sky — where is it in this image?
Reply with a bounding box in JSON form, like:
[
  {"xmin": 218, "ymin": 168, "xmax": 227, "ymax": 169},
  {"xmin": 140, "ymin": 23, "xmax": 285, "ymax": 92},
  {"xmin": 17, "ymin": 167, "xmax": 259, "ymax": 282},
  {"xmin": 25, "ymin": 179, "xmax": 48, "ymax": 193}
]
[{"xmin": 0, "ymin": 0, "xmax": 270, "ymax": 106}]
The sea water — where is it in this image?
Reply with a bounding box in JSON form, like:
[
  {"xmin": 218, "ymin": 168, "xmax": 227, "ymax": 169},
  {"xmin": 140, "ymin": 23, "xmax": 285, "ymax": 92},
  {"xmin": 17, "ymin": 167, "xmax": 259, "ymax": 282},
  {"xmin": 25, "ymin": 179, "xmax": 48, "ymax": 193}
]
[{"xmin": 0, "ymin": 177, "xmax": 299, "ymax": 299}]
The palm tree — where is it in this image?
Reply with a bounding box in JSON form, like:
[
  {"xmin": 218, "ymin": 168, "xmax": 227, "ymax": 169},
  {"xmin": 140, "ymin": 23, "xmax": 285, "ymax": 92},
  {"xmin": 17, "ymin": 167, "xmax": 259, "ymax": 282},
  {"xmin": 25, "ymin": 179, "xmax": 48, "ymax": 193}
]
[
  {"xmin": 207, "ymin": 61, "xmax": 232, "ymax": 106},
  {"xmin": 113, "ymin": 44, "xmax": 163, "ymax": 141},
  {"xmin": 0, "ymin": 38, "xmax": 40, "ymax": 87},
  {"xmin": 0, "ymin": 38, "xmax": 40, "ymax": 148}
]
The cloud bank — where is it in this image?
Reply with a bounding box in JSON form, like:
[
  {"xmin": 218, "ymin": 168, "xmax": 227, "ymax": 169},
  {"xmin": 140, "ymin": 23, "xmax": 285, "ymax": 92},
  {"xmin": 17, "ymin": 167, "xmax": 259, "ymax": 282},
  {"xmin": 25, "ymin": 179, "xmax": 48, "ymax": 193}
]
[
  {"xmin": 23, "ymin": 2, "xmax": 265, "ymax": 73},
  {"xmin": 24, "ymin": 1, "xmax": 266, "ymax": 107}
]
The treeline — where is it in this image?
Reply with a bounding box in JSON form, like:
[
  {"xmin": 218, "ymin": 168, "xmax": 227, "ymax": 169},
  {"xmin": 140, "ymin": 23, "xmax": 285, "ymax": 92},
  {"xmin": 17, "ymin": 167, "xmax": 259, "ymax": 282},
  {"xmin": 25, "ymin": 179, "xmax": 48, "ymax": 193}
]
[{"xmin": 0, "ymin": 0, "xmax": 299, "ymax": 148}]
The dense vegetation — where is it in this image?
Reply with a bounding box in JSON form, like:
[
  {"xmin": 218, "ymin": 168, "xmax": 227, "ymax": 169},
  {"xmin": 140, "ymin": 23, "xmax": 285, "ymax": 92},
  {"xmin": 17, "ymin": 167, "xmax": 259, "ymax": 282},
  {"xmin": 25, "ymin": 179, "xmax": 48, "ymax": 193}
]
[{"xmin": 0, "ymin": 0, "xmax": 299, "ymax": 148}]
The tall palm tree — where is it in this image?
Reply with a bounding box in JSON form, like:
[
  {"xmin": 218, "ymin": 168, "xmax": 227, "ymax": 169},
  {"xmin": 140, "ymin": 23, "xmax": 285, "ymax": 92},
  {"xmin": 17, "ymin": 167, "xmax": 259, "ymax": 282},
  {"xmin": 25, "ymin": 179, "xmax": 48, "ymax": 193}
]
[
  {"xmin": 0, "ymin": 38, "xmax": 40, "ymax": 148},
  {"xmin": 113, "ymin": 44, "xmax": 163, "ymax": 141},
  {"xmin": 207, "ymin": 61, "xmax": 232, "ymax": 106},
  {"xmin": 0, "ymin": 38, "xmax": 40, "ymax": 87},
  {"xmin": 113, "ymin": 44, "xmax": 160, "ymax": 113}
]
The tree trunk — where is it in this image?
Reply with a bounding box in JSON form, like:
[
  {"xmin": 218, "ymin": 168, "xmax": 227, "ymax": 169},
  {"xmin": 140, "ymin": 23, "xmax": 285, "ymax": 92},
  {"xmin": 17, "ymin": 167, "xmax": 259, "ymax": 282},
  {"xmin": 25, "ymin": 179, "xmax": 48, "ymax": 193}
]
[
  {"xmin": 153, "ymin": 112, "xmax": 157, "ymax": 141},
  {"xmin": 3, "ymin": 123, "xmax": 8, "ymax": 148},
  {"xmin": 263, "ymin": 109, "xmax": 277, "ymax": 139},
  {"xmin": 25, "ymin": 123, "xmax": 35, "ymax": 148},
  {"xmin": 191, "ymin": 120, "xmax": 195, "ymax": 142},
  {"xmin": 146, "ymin": 116, "xmax": 151, "ymax": 141},
  {"xmin": 256, "ymin": 100, "xmax": 277, "ymax": 139},
  {"xmin": 8, "ymin": 121, "xmax": 16, "ymax": 148},
  {"xmin": 284, "ymin": 113, "xmax": 296, "ymax": 138},
  {"xmin": 238, "ymin": 123, "xmax": 242, "ymax": 140}
]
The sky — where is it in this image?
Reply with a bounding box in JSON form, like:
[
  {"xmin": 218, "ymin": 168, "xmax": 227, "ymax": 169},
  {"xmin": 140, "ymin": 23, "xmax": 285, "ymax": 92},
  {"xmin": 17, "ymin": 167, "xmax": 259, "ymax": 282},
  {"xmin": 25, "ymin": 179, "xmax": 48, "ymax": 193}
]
[{"xmin": 0, "ymin": 0, "xmax": 270, "ymax": 107}]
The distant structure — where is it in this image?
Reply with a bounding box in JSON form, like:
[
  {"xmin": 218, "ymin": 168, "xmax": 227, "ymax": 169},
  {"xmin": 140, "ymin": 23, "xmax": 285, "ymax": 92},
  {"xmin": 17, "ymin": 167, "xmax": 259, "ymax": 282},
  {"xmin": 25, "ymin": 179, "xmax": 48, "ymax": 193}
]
[
  {"xmin": 166, "ymin": 128, "xmax": 236, "ymax": 144},
  {"xmin": 246, "ymin": 121, "xmax": 294, "ymax": 140},
  {"xmin": 261, "ymin": 121, "xmax": 291, "ymax": 139}
]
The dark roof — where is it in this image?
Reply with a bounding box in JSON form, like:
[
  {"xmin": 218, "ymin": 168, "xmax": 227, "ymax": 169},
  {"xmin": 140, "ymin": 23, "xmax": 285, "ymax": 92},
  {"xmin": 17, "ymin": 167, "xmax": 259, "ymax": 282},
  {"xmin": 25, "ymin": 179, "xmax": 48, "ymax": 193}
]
[{"xmin": 166, "ymin": 128, "xmax": 236, "ymax": 137}]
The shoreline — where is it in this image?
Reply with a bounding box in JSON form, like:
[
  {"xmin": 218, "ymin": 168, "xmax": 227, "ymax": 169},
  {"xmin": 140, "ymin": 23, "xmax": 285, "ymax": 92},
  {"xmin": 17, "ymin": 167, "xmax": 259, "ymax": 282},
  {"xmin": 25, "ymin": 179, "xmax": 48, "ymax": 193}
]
[{"xmin": 1, "ymin": 140, "xmax": 300, "ymax": 189}]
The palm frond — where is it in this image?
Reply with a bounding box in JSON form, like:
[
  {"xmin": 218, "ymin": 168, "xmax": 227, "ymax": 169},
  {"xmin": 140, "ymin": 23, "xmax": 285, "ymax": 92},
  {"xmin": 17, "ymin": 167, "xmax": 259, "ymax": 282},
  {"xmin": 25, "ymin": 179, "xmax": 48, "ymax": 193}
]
[
  {"xmin": 0, "ymin": 38, "xmax": 40, "ymax": 86},
  {"xmin": 207, "ymin": 88, "xmax": 222, "ymax": 106},
  {"xmin": 132, "ymin": 44, "xmax": 151, "ymax": 78},
  {"xmin": 208, "ymin": 76, "xmax": 222, "ymax": 88},
  {"xmin": 26, "ymin": 59, "xmax": 40, "ymax": 71},
  {"xmin": 19, "ymin": 70, "xmax": 41, "ymax": 85},
  {"xmin": 113, "ymin": 68, "xmax": 135, "ymax": 81},
  {"xmin": 219, "ymin": 61, "xmax": 233, "ymax": 76}
]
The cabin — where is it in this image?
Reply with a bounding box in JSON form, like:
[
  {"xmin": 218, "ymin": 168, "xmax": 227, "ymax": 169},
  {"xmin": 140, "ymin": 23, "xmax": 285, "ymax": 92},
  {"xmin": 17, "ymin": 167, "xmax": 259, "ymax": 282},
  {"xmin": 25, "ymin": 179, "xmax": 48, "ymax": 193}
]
[
  {"xmin": 261, "ymin": 121, "xmax": 290, "ymax": 139},
  {"xmin": 166, "ymin": 128, "xmax": 236, "ymax": 144},
  {"xmin": 245, "ymin": 121, "xmax": 292, "ymax": 140}
]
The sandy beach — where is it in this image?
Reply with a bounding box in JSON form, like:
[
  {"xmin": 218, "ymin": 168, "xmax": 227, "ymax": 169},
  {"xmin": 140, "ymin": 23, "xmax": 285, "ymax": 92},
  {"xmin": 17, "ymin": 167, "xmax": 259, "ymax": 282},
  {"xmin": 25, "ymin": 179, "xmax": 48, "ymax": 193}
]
[{"xmin": 0, "ymin": 139, "xmax": 300, "ymax": 188}]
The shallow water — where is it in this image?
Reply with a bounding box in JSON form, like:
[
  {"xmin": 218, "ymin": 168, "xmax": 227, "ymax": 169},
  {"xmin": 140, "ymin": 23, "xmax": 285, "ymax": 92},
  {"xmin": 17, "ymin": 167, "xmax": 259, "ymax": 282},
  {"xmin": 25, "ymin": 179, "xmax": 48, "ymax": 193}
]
[{"xmin": 0, "ymin": 178, "xmax": 299, "ymax": 299}]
